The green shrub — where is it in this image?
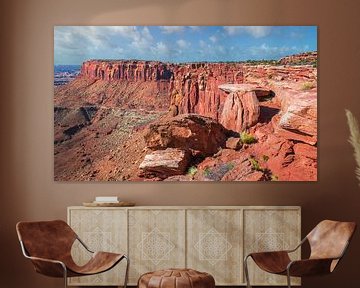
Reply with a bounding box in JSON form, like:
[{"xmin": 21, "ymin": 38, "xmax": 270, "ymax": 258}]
[
  {"xmin": 271, "ymin": 174, "xmax": 279, "ymax": 181},
  {"xmin": 249, "ymin": 157, "xmax": 262, "ymax": 171},
  {"xmin": 187, "ymin": 166, "xmax": 198, "ymax": 177},
  {"xmin": 240, "ymin": 131, "xmax": 257, "ymax": 144},
  {"xmin": 262, "ymin": 155, "xmax": 269, "ymax": 162},
  {"xmin": 301, "ymin": 82, "xmax": 316, "ymax": 91},
  {"xmin": 225, "ymin": 162, "xmax": 235, "ymax": 170},
  {"xmin": 203, "ymin": 167, "xmax": 212, "ymax": 178}
]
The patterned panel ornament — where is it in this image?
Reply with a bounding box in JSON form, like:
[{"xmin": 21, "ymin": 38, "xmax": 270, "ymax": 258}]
[
  {"xmin": 252, "ymin": 228, "xmax": 288, "ymax": 252},
  {"xmin": 83, "ymin": 227, "xmax": 113, "ymax": 252},
  {"xmin": 194, "ymin": 227, "xmax": 232, "ymax": 265},
  {"xmin": 138, "ymin": 228, "xmax": 176, "ymax": 265}
]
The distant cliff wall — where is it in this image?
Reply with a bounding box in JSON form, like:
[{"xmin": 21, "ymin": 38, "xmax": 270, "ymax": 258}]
[{"xmin": 80, "ymin": 60, "xmax": 245, "ymax": 120}]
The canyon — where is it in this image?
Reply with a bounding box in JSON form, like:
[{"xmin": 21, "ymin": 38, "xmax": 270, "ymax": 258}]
[{"xmin": 54, "ymin": 52, "xmax": 317, "ymax": 181}]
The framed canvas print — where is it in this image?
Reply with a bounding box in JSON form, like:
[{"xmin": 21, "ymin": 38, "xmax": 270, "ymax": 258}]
[{"xmin": 54, "ymin": 26, "xmax": 317, "ymax": 182}]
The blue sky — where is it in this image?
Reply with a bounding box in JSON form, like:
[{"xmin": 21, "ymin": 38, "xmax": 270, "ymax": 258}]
[{"xmin": 54, "ymin": 26, "xmax": 317, "ymax": 65}]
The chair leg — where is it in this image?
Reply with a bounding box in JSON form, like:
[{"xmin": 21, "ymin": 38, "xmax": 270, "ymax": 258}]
[
  {"xmin": 123, "ymin": 255, "xmax": 130, "ymax": 288},
  {"xmin": 286, "ymin": 269, "xmax": 291, "ymax": 288},
  {"xmin": 62, "ymin": 264, "xmax": 68, "ymax": 288},
  {"xmin": 244, "ymin": 255, "xmax": 252, "ymax": 288}
]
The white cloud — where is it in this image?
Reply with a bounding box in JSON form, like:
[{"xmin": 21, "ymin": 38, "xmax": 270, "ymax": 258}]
[
  {"xmin": 177, "ymin": 39, "xmax": 190, "ymax": 49},
  {"xmin": 209, "ymin": 35, "xmax": 217, "ymax": 43},
  {"xmin": 130, "ymin": 27, "xmax": 154, "ymax": 51},
  {"xmin": 216, "ymin": 45, "xmax": 226, "ymax": 54},
  {"xmin": 160, "ymin": 26, "xmax": 185, "ymax": 34},
  {"xmin": 290, "ymin": 31, "xmax": 304, "ymax": 39},
  {"xmin": 114, "ymin": 47, "xmax": 124, "ymax": 54},
  {"xmin": 152, "ymin": 42, "xmax": 170, "ymax": 55},
  {"xmin": 224, "ymin": 26, "xmax": 272, "ymax": 38},
  {"xmin": 199, "ymin": 40, "xmax": 206, "ymax": 48},
  {"xmin": 249, "ymin": 43, "xmax": 298, "ymax": 58},
  {"xmin": 105, "ymin": 26, "xmax": 154, "ymax": 51},
  {"xmin": 55, "ymin": 26, "xmax": 157, "ymax": 64},
  {"xmin": 189, "ymin": 26, "xmax": 201, "ymax": 31}
]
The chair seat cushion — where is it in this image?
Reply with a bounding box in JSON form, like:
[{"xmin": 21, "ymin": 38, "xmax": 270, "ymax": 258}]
[
  {"xmin": 67, "ymin": 252, "xmax": 124, "ymax": 276},
  {"xmin": 138, "ymin": 268, "xmax": 215, "ymax": 288},
  {"xmin": 250, "ymin": 251, "xmax": 291, "ymax": 274}
]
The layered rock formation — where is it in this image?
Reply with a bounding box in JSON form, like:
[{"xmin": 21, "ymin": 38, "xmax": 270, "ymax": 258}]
[
  {"xmin": 139, "ymin": 148, "xmax": 191, "ymax": 179},
  {"xmin": 144, "ymin": 114, "xmax": 229, "ymax": 156},
  {"xmin": 55, "ymin": 53, "xmax": 318, "ymax": 181},
  {"xmin": 278, "ymin": 51, "xmax": 317, "ymax": 65},
  {"xmin": 75, "ymin": 60, "xmax": 244, "ymax": 120}
]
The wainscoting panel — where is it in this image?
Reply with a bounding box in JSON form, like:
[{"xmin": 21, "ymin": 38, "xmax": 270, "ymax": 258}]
[
  {"xmin": 244, "ymin": 208, "xmax": 301, "ymax": 285},
  {"xmin": 67, "ymin": 208, "xmax": 128, "ymax": 285},
  {"xmin": 128, "ymin": 209, "xmax": 186, "ymax": 284}
]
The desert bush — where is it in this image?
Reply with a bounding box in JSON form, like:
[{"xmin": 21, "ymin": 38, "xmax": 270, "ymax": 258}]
[
  {"xmin": 301, "ymin": 82, "xmax": 316, "ymax": 91},
  {"xmin": 187, "ymin": 166, "xmax": 198, "ymax": 177},
  {"xmin": 240, "ymin": 131, "xmax": 257, "ymax": 144},
  {"xmin": 270, "ymin": 174, "xmax": 279, "ymax": 181},
  {"xmin": 249, "ymin": 157, "xmax": 262, "ymax": 171},
  {"xmin": 262, "ymin": 155, "xmax": 269, "ymax": 162}
]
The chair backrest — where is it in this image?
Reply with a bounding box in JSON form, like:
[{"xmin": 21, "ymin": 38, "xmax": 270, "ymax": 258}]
[
  {"xmin": 16, "ymin": 220, "xmax": 77, "ymax": 261},
  {"xmin": 307, "ymin": 220, "xmax": 356, "ymax": 261}
]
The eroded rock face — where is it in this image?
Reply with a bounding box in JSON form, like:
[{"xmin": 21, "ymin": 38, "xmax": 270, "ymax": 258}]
[
  {"xmin": 277, "ymin": 90, "xmax": 317, "ymax": 145},
  {"xmin": 81, "ymin": 60, "xmax": 174, "ymax": 82},
  {"xmin": 76, "ymin": 60, "xmax": 245, "ymax": 122},
  {"xmin": 279, "ymin": 91, "xmax": 317, "ymax": 133},
  {"xmin": 144, "ymin": 114, "xmax": 228, "ymax": 156},
  {"xmin": 219, "ymin": 84, "xmax": 262, "ymax": 131},
  {"xmin": 139, "ymin": 148, "xmax": 191, "ymax": 179}
]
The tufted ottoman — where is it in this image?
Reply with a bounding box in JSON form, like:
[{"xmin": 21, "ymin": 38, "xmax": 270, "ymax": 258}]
[{"xmin": 138, "ymin": 268, "xmax": 215, "ymax": 288}]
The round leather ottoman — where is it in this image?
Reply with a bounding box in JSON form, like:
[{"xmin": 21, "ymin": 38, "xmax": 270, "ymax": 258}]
[{"xmin": 138, "ymin": 268, "xmax": 215, "ymax": 288}]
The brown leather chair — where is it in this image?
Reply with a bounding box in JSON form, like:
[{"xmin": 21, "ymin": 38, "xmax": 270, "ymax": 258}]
[
  {"xmin": 16, "ymin": 220, "xmax": 129, "ymax": 288},
  {"xmin": 244, "ymin": 220, "xmax": 356, "ymax": 288}
]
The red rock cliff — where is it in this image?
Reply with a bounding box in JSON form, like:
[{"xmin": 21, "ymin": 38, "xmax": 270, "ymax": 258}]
[
  {"xmin": 79, "ymin": 60, "xmax": 245, "ymax": 122},
  {"xmin": 76, "ymin": 60, "xmax": 316, "ymax": 134}
]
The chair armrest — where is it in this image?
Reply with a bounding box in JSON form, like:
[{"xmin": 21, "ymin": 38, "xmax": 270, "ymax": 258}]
[
  {"xmin": 26, "ymin": 255, "xmax": 65, "ymax": 266},
  {"xmin": 287, "ymin": 258, "xmax": 336, "ymax": 277},
  {"xmin": 19, "ymin": 240, "xmax": 67, "ymax": 277},
  {"xmin": 285, "ymin": 237, "xmax": 307, "ymax": 253},
  {"xmin": 25, "ymin": 255, "xmax": 67, "ymax": 277}
]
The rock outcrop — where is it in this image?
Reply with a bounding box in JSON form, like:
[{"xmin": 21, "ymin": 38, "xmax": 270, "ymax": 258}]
[
  {"xmin": 218, "ymin": 84, "xmax": 264, "ymax": 131},
  {"xmin": 279, "ymin": 51, "xmax": 317, "ymax": 66},
  {"xmin": 278, "ymin": 91, "xmax": 317, "ymax": 134},
  {"xmin": 274, "ymin": 88, "xmax": 317, "ymax": 145},
  {"xmin": 139, "ymin": 148, "xmax": 191, "ymax": 179},
  {"xmin": 144, "ymin": 114, "xmax": 228, "ymax": 156},
  {"xmin": 225, "ymin": 137, "xmax": 242, "ymax": 150}
]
